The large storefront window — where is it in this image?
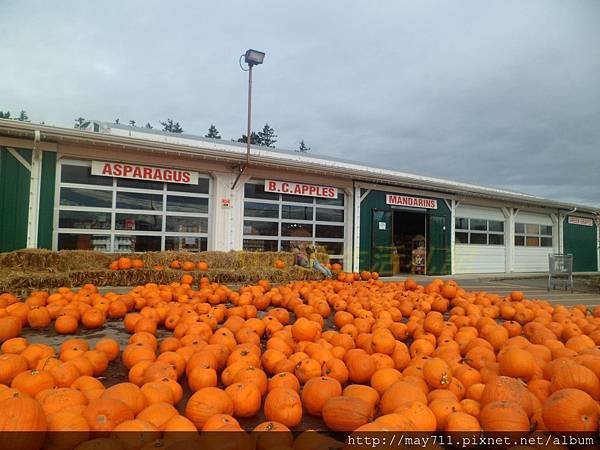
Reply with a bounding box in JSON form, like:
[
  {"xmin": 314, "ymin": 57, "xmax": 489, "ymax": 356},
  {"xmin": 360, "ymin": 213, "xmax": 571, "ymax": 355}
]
[
  {"xmin": 56, "ymin": 161, "xmax": 210, "ymax": 252},
  {"xmin": 242, "ymin": 180, "xmax": 346, "ymax": 262},
  {"xmin": 515, "ymin": 223, "xmax": 553, "ymax": 247},
  {"xmin": 455, "ymin": 217, "xmax": 504, "ymax": 245}
]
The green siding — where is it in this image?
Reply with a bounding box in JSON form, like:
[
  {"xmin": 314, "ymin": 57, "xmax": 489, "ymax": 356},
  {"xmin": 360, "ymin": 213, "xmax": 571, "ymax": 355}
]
[
  {"xmin": 564, "ymin": 218, "xmax": 598, "ymax": 272},
  {"xmin": 0, "ymin": 147, "xmax": 31, "ymax": 252},
  {"xmin": 370, "ymin": 209, "xmax": 393, "ymax": 275},
  {"xmin": 428, "ymin": 214, "xmax": 451, "ymax": 275},
  {"xmin": 37, "ymin": 151, "xmax": 57, "ymax": 249},
  {"xmin": 359, "ymin": 190, "xmax": 452, "ymax": 275}
]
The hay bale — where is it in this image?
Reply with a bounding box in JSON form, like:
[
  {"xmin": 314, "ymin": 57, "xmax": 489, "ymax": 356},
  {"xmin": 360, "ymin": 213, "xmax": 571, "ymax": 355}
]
[
  {"xmin": 138, "ymin": 251, "xmax": 240, "ymax": 269},
  {"xmin": 0, "ymin": 247, "xmax": 331, "ymax": 294},
  {"xmin": 0, "ymin": 270, "xmax": 70, "ymax": 293},
  {"xmin": 57, "ymin": 250, "xmax": 114, "ymax": 271},
  {"xmin": 0, "ymin": 249, "xmax": 328, "ymax": 272},
  {"xmin": 0, "ymin": 249, "xmax": 63, "ymax": 272},
  {"xmin": 235, "ymin": 252, "xmax": 290, "ymax": 269}
]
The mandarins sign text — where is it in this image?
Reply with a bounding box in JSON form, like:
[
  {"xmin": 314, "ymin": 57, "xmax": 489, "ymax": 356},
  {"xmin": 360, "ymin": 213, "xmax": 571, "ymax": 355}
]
[
  {"xmin": 264, "ymin": 180, "xmax": 338, "ymax": 199},
  {"xmin": 91, "ymin": 161, "xmax": 198, "ymax": 184},
  {"xmin": 386, "ymin": 194, "xmax": 437, "ymax": 209}
]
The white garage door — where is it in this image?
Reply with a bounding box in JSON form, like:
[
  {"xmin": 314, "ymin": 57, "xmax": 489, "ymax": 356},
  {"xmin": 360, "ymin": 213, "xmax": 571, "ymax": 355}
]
[
  {"xmin": 513, "ymin": 211, "xmax": 554, "ymax": 272},
  {"xmin": 455, "ymin": 205, "xmax": 506, "ymax": 274}
]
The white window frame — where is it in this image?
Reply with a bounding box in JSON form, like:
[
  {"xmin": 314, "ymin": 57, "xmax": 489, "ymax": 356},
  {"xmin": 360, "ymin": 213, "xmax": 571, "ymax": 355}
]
[
  {"xmin": 241, "ymin": 179, "xmax": 346, "ymax": 261},
  {"xmin": 514, "ymin": 222, "xmax": 553, "ymax": 248},
  {"xmin": 455, "ymin": 217, "xmax": 505, "ymax": 246},
  {"xmin": 54, "ymin": 159, "xmax": 211, "ymax": 252}
]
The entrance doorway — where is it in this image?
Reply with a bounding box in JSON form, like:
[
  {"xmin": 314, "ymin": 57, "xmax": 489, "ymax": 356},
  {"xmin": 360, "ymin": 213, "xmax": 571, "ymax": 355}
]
[
  {"xmin": 392, "ymin": 210, "xmax": 427, "ymax": 275},
  {"xmin": 369, "ymin": 206, "xmax": 448, "ymax": 276}
]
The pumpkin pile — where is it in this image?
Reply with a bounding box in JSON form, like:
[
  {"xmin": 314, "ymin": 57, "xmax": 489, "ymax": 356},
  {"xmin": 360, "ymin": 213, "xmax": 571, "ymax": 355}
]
[
  {"xmin": 108, "ymin": 257, "xmax": 144, "ymax": 270},
  {"xmin": 0, "ymin": 274, "xmax": 599, "ymax": 447},
  {"xmin": 169, "ymin": 260, "xmax": 209, "ymax": 271}
]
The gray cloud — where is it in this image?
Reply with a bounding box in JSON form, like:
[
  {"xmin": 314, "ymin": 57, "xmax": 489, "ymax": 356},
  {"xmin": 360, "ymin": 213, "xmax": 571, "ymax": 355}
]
[{"xmin": 1, "ymin": 0, "xmax": 599, "ymax": 205}]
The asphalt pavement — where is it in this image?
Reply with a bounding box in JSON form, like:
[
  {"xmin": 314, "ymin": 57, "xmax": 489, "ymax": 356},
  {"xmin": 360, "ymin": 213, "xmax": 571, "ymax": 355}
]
[{"xmin": 386, "ymin": 274, "xmax": 600, "ymax": 307}]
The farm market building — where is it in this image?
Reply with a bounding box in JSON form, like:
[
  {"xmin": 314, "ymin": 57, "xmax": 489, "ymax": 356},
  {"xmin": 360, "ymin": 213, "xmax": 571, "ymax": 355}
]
[{"xmin": 1, "ymin": 118, "xmax": 599, "ymax": 276}]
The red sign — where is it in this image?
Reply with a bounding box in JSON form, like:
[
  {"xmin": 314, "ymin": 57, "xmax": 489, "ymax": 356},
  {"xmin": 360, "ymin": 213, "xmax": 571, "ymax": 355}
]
[
  {"xmin": 264, "ymin": 180, "xmax": 338, "ymax": 199},
  {"xmin": 568, "ymin": 216, "xmax": 594, "ymax": 227},
  {"xmin": 91, "ymin": 161, "xmax": 198, "ymax": 184},
  {"xmin": 386, "ymin": 194, "xmax": 437, "ymax": 209}
]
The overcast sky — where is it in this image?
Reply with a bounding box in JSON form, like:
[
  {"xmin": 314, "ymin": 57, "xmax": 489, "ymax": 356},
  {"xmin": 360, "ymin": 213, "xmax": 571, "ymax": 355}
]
[{"xmin": 2, "ymin": 1, "xmax": 599, "ymax": 205}]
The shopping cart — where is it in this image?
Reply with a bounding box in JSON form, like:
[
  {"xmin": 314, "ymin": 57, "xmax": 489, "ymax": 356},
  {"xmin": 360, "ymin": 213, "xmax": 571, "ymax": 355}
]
[{"xmin": 548, "ymin": 253, "xmax": 573, "ymax": 293}]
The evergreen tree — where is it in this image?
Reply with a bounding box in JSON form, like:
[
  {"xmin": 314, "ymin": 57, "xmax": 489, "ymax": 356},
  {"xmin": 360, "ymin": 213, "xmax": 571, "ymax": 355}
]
[
  {"xmin": 160, "ymin": 118, "xmax": 183, "ymax": 133},
  {"xmin": 144, "ymin": 122, "xmax": 153, "ymax": 129},
  {"xmin": 205, "ymin": 124, "xmax": 221, "ymax": 139},
  {"xmin": 17, "ymin": 110, "xmax": 29, "ymax": 122},
  {"xmin": 0, "ymin": 111, "xmax": 11, "ymax": 119},
  {"xmin": 74, "ymin": 117, "xmax": 86, "ymax": 128},
  {"xmin": 258, "ymin": 123, "xmax": 277, "ymax": 148},
  {"xmin": 114, "ymin": 118, "xmax": 120, "ymax": 124},
  {"xmin": 237, "ymin": 131, "xmax": 261, "ymax": 145},
  {"xmin": 129, "ymin": 120, "xmax": 136, "ymax": 127},
  {"xmin": 297, "ymin": 140, "xmax": 311, "ymax": 153}
]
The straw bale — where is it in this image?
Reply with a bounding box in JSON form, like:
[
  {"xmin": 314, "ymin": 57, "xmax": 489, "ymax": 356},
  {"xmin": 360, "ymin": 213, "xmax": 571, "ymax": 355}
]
[
  {"xmin": 0, "ymin": 248, "xmax": 328, "ymax": 272},
  {"xmin": 0, "ymin": 270, "xmax": 70, "ymax": 293},
  {"xmin": 0, "ymin": 248, "xmax": 330, "ymax": 294},
  {"xmin": 57, "ymin": 250, "xmax": 114, "ymax": 271},
  {"xmin": 0, "ymin": 249, "xmax": 63, "ymax": 272}
]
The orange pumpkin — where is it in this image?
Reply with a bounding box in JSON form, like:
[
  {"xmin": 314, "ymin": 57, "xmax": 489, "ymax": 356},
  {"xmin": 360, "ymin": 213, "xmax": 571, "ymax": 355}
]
[
  {"xmin": 11, "ymin": 369, "xmax": 56, "ymax": 397},
  {"xmin": 184, "ymin": 387, "xmax": 233, "ymax": 428},
  {"xmin": 322, "ymin": 396, "xmax": 373, "ymax": 431},
  {"xmin": 0, "ymin": 392, "xmax": 47, "ymax": 449},
  {"xmin": 550, "ymin": 363, "xmax": 600, "ymax": 399},
  {"xmin": 95, "ymin": 338, "xmax": 120, "ymax": 361},
  {"xmin": 36, "ymin": 387, "xmax": 88, "ymax": 416},
  {"xmin": 101, "ymin": 382, "xmax": 147, "ymax": 415},
  {"xmin": 253, "ymin": 421, "xmax": 293, "ymax": 450},
  {"xmin": 301, "ymin": 376, "xmax": 342, "ymax": 416},
  {"xmin": 45, "ymin": 409, "xmax": 90, "ymax": 449},
  {"xmin": 136, "ymin": 402, "xmax": 179, "ymax": 431},
  {"xmin": 393, "ymin": 401, "xmax": 437, "ymax": 431},
  {"xmin": 370, "ymin": 367, "xmax": 402, "ymax": 395},
  {"xmin": 479, "ymin": 400, "xmax": 530, "ymax": 432},
  {"xmin": 225, "ymin": 382, "xmax": 262, "ymax": 417},
  {"xmin": 480, "ymin": 375, "xmax": 533, "ymax": 417},
  {"xmin": 346, "ymin": 353, "xmax": 376, "ymax": 383},
  {"xmin": 423, "ymin": 357, "xmax": 452, "ymax": 389},
  {"xmin": 82, "ymin": 398, "xmax": 134, "ymax": 432},
  {"xmin": 445, "ymin": 411, "xmax": 482, "ymax": 432},
  {"xmin": 498, "ymin": 347, "xmax": 536, "ymax": 380},
  {"xmin": 263, "ymin": 387, "xmax": 302, "ymax": 428},
  {"xmin": 542, "ymin": 388, "xmax": 599, "ymax": 431},
  {"xmin": 117, "ymin": 257, "xmax": 132, "ymax": 270},
  {"xmin": 0, "ymin": 354, "xmax": 29, "ymax": 385},
  {"xmin": 380, "ymin": 381, "xmax": 427, "ymax": 414},
  {"xmin": 268, "ymin": 371, "xmax": 300, "ymax": 393},
  {"xmin": 55, "ymin": 314, "xmax": 79, "ymax": 334},
  {"xmin": 27, "ymin": 307, "xmax": 51, "ymax": 329},
  {"xmin": 0, "ymin": 316, "xmax": 22, "ymax": 343},
  {"xmin": 111, "ymin": 419, "xmax": 160, "ymax": 449},
  {"xmin": 1, "ymin": 337, "xmax": 28, "ymax": 355}
]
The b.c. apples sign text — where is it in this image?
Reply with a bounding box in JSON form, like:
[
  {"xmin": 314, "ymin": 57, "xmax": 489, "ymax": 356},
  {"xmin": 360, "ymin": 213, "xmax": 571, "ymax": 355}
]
[{"xmin": 264, "ymin": 180, "xmax": 338, "ymax": 199}]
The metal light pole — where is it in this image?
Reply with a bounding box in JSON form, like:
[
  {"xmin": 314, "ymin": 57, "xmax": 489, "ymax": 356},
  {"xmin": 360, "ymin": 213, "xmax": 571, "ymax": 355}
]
[
  {"xmin": 232, "ymin": 49, "xmax": 265, "ymax": 190},
  {"xmin": 245, "ymin": 63, "xmax": 253, "ymax": 167}
]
